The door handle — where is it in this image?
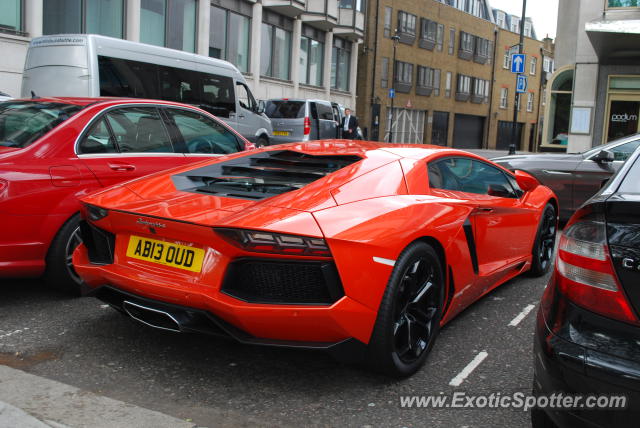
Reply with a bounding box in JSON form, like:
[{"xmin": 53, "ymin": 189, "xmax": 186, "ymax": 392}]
[
  {"xmin": 238, "ymin": 114, "xmax": 245, "ymax": 119},
  {"xmin": 108, "ymin": 163, "xmax": 135, "ymax": 171},
  {"xmin": 474, "ymin": 207, "xmax": 494, "ymax": 213}
]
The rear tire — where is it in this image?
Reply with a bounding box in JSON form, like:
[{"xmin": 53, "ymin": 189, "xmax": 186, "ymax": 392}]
[
  {"xmin": 255, "ymin": 136, "xmax": 269, "ymax": 148},
  {"xmin": 366, "ymin": 242, "xmax": 444, "ymax": 378},
  {"xmin": 528, "ymin": 203, "xmax": 557, "ymax": 277},
  {"xmin": 45, "ymin": 214, "xmax": 83, "ymax": 295}
]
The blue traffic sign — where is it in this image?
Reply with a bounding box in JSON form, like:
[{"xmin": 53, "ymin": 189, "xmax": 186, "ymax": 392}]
[
  {"xmin": 388, "ymin": 88, "xmax": 395, "ymax": 99},
  {"xmin": 516, "ymin": 74, "xmax": 528, "ymax": 93},
  {"xmin": 511, "ymin": 54, "xmax": 525, "ymax": 74}
]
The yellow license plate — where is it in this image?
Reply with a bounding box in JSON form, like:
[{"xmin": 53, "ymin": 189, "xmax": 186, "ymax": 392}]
[
  {"xmin": 126, "ymin": 235, "xmax": 205, "ymax": 273},
  {"xmin": 273, "ymin": 131, "xmax": 290, "ymax": 136}
]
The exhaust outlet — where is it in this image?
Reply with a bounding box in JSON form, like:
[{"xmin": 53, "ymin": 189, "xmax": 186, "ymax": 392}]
[{"xmin": 122, "ymin": 300, "xmax": 181, "ymax": 333}]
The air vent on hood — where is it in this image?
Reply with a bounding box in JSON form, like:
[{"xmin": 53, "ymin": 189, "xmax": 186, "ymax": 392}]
[{"xmin": 171, "ymin": 150, "xmax": 362, "ymax": 200}]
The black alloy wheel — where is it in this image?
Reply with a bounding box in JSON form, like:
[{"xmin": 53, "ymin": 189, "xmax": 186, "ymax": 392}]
[
  {"xmin": 529, "ymin": 203, "xmax": 557, "ymax": 277},
  {"xmin": 367, "ymin": 242, "xmax": 444, "ymax": 377},
  {"xmin": 45, "ymin": 214, "xmax": 84, "ymax": 294}
]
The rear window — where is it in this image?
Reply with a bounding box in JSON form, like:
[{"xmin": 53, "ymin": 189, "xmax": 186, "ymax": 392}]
[
  {"xmin": 619, "ymin": 155, "xmax": 640, "ymax": 193},
  {"xmin": 264, "ymin": 101, "xmax": 305, "ymax": 119},
  {"xmin": 0, "ymin": 101, "xmax": 82, "ymax": 148}
]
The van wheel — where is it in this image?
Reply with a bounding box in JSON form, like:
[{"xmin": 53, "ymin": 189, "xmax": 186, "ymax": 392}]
[
  {"xmin": 366, "ymin": 242, "xmax": 444, "ymax": 377},
  {"xmin": 45, "ymin": 214, "xmax": 83, "ymax": 295},
  {"xmin": 255, "ymin": 136, "xmax": 269, "ymax": 148}
]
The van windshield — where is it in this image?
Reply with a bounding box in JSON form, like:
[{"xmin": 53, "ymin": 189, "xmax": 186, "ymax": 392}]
[
  {"xmin": 264, "ymin": 101, "xmax": 305, "ymax": 119},
  {"xmin": 0, "ymin": 101, "xmax": 82, "ymax": 148}
]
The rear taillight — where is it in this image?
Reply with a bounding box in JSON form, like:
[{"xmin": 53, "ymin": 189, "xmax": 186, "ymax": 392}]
[
  {"xmin": 215, "ymin": 228, "xmax": 331, "ymax": 257},
  {"xmin": 556, "ymin": 211, "xmax": 638, "ymax": 324},
  {"xmin": 304, "ymin": 117, "xmax": 311, "ymax": 136}
]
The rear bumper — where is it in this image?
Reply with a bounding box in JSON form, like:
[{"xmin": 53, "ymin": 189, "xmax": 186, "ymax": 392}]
[
  {"xmin": 74, "ymin": 243, "xmax": 378, "ymax": 346},
  {"xmin": 533, "ymin": 301, "xmax": 640, "ymax": 427},
  {"xmin": 84, "ymin": 284, "xmax": 367, "ymax": 362}
]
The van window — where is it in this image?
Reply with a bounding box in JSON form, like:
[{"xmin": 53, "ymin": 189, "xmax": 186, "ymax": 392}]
[
  {"xmin": 98, "ymin": 56, "xmax": 235, "ymax": 117},
  {"xmin": 167, "ymin": 108, "xmax": 241, "ymax": 154},
  {"xmin": 104, "ymin": 107, "xmax": 174, "ymax": 153},
  {"xmin": 264, "ymin": 101, "xmax": 305, "ymax": 119},
  {"xmin": 315, "ymin": 102, "xmax": 334, "ymax": 120},
  {"xmin": 236, "ymin": 82, "xmax": 256, "ymax": 111}
]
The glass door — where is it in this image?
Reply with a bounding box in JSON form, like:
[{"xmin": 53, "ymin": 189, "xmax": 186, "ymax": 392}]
[{"xmin": 606, "ymin": 99, "xmax": 640, "ymax": 142}]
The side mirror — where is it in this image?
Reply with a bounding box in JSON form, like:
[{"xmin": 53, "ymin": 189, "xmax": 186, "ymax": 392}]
[
  {"xmin": 514, "ymin": 170, "xmax": 539, "ymax": 192},
  {"xmin": 593, "ymin": 149, "xmax": 614, "ymax": 163},
  {"xmin": 256, "ymin": 100, "xmax": 265, "ymax": 115}
]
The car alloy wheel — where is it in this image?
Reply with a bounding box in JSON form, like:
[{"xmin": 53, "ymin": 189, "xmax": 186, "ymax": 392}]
[
  {"xmin": 528, "ymin": 203, "xmax": 557, "ymax": 277},
  {"xmin": 64, "ymin": 225, "xmax": 83, "ymax": 285}
]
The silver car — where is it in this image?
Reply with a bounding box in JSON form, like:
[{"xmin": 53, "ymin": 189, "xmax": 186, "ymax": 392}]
[
  {"xmin": 264, "ymin": 99, "xmax": 340, "ymax": 145},
  {"xmin": 492, "ymin": 134, "xmax": 640, "ymax": 221}
]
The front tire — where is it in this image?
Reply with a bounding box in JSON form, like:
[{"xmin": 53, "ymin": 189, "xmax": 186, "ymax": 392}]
[
  {"xmin": 366, "ymin": 242, "xmax": 444, "ymax": 377},
  {"xmin": 45, "ymin": 214, "xmax": 83, "ymax": 294},
  {"xmin": 528, "ymin": 203, "xmax": 557, "ymax": 277},
  {"xmin": 255, "ymin": 136, "xmax": 269, "ymax": 148}
]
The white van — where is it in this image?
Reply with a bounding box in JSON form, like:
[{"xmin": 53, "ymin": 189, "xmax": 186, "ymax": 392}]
[{"xmin": 21, "ymin": 34, "xmax": 272, "ymax": 146}]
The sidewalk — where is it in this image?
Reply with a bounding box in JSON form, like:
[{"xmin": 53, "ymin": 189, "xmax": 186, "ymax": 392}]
[{"xmin": 0, "ymin": 365, "xmax": 196, "ymax": 428}]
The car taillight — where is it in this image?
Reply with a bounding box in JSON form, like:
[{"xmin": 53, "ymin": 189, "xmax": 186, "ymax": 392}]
[
  {"xmin": 304, "ymin": 117, "xmax": 311, "ymax": 135},
  {"xmin": 215, "ymin": 228, "xmax": 331, "ymax": 257},
  {"xmin": 556, "ymin": 210, "xmax": 638, "ymax": 325}
]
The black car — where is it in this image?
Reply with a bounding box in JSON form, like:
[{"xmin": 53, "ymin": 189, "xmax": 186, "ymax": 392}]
[{"xmin": 532, "ymin": 145, "xmax": 640, "ymax": 427}]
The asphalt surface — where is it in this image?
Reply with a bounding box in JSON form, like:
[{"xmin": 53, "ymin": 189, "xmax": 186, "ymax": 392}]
[{"xmin": 0, "ymin": 266, "xmax": 548, "ymax": 428}]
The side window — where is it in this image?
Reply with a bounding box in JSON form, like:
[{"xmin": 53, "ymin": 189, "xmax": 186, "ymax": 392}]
[
  {"xmin": 105, "ymin": 107, "xmax": 174, "ymax": 153},
  {"xmin": 310, "ymin": 102, "xmax": 319, "ymax": 120},
  {"xmin": 316, "ymin": 103, "xmax": 334, "ymax": 120},
  {"xmin": 202, "ymin": 75, "xmax": 235, "ymax": 118},
  {"xmin": 167, "ymin": 108, "xmax": 241, "ymax": 154},
  {"xmin": 428, "ymin": 157, "xmax": 518, "ymax": 197},
  {"xmin": 611, "ymin": 140, "xmax": 640, "ymax": 161},
  {"xmin": 78, "ymin": 118, "xmax": 118, "ymax": 154},
  {"xmin": 235, "ymin": 82, "xmax": 256, "ymax": 112}
]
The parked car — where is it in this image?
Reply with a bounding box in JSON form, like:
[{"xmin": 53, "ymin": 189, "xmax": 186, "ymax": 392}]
[
  {"xmin": 0, "ymin": 97, "xmax": 253, "ymax": 293},
  {"xmin": 492, "ymin": 134, "xmax": 640, "ymax": 221},
  {"xmin": 21, "ymin": 34, "xmax": 272, "ymax": 146},
  {"xmin": 74, "ymin": 142, "xmax": 557, "ymax": 377},
  {"xmin": 264, "ymin": 99, "xmax": 341, "ymax": 144},
  {"xmin": 532, "ymin": 145, "xmax": 640, "ymax": 428}
]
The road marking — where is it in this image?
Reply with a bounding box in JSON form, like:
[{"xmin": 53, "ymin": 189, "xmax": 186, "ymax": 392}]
[
  {"xmin": 508, "ymin": 304, "xmax": 536, "ymax": 327},
  {"xmin": 373, "ymin": 257, "xmax": 396, "ymax": 267},
  {"xmin": 0, "ymin": 328, "xmax": 29, "ymax": 340},
  {"xmin": 449, "ymin": 351, "xmax": 488, "ymax": 387}
]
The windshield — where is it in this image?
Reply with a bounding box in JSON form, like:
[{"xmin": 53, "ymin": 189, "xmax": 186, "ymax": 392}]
[
  {"xmin": 0, "ymin": 101, "xmax": 82, "ymax": 148},
  {"xmin": 264, "ymin": 101, "xmax": 305, "ymax": 119}
]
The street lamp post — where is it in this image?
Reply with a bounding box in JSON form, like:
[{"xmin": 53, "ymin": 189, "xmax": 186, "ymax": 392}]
[
  {"xmin": 509, "ymin": 0, "xmax": 527, "ymax": 155},
  {"xmin": 389, "ymin": 30, "xmax": 400, "ymax": 143}
]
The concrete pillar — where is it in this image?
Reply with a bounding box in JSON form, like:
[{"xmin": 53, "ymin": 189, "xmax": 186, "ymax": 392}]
[
  {"xmin": 196, "ymin": 0, "xmax": 210, "ymax": 56},
  {"xmin": 323, "ymin": 30, "xmax": 333, "ymax": 98},
  {"xmin": 349, "ymin": 40, "xmax": 359, "ymax": 110},
  {"xmin": 25, "ymin": 0, "xmax": 43, "ymax": 38},
  {"xmin": 126, "ymin": 0, "xmax": 141, "ymax": 42},
  {"xmin": 250, "ymin": 1, "xmax": 263, "ymax": 89},
  {"xmin": 291, "ymin": 18, "xmax": 302, "ymax": 97}
]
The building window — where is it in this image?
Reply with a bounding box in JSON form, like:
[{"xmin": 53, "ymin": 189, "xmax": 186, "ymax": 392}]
[
  {"xmin": 530, "ymin": 56, "xmax": 537, "ymax": 75},
  {"xmin": 500, "ymin": 87, "xmax": 508, "ymax": 108},
  {"xmin": 503, "ymin": 50, "xmax": 511, "ymax": 69},
  {"xmin": 543, "ymin": 56, "xmax": 553, "ymax": 73},
  {"xmin": 527, "ymin": 92, "xmax": 534, "ymax": 111},
  {"xmin": 434, "ymin": 69, "xmax": 441, "ymax": 96},
  {"xmin": 510, "ymin": 16, "xmax": 520, "ymax": 33},
  {"xmin": 448, "ymin": 28, "xmax": 455, "ymax": 55},
  {"xmin": 436, "ymin": 24, "xmax": 444, "ymax": 51},
  {"xmin": 472, "ymin": 78, "xmax": 489, "ymax": 103},
  {"xmin": 394, "ymin": 60, "xmax": 413, "ymax": 92},
  {"xmin": 383, "ymin": 7, "xmax": 392, "ymax": 38},
  {"xmin": 381, "ymin": 57, "xmax": 389, "ymax": 88},
  {"xmin": 475, "ymin": 37, "xmax": 489, "ymax": 59},
  {"xmin": 542, "ymin": 89, "xmax": 546, "ymax": 105},
  {"xmin": 421, "ymin": 18, "xmax": 437, "ymax": 42},
  {"xmin": 524, "ymin": 21, "xmax": 532, "ymax": 37},
  {"xmin": 517, "ymin": 94, "xmax": 522, "ymax": 110},
  {"xmin": 331, "ymin": 37, "xmax": 351, "ymax": 91},
  {"xmin": 397, "ymin": 11, "xmax": 417, "ymax": 36},
  {"xmin": 44, "ymin": 0, "xmax": 124, "ymax": 38},
  {"xmin": 261, "ymin": 12, "xmax": 293, "ymax": 81},
  {"xmin": 445, "ymin": 71, "xmax": 452, "ymax": 97},
  {"xmin": 417, "ymin": 66, "xmax": 434, "ymax": 89},
  {"xmin": 495, "ymin": 11, "xmax": 505, "ymax": 28},
  {"xmin": 459, "ymin": 32, "xmax": 474, "ymax": 53},
  {"xmin": 456, "ymin": 74, "xmax": 471, "ymax": 96},
  {"xmin": 209, "ymin": 6, "xmax": 251, "ymax": 73},
  {"xmin": 608, "ymin": 0, "xmax": 640, "ymax": 7},
  {"xmin": 299, "ymin": 28, "xmax": 324, "ymax": 86},
  {"xmin": 339, "ymin": 0, "xmax": 366, "ymax": 11},
  {"xmin": 140, "ymin": 0, "xmax": 196, "ymax": 52},
  {"xmin": 0, "ymin": 0, "xmax": 22, "ymax": 33}
]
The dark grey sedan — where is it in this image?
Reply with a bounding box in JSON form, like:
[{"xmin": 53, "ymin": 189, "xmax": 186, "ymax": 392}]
[{"xmin": 492, "ymin": 135, "xmax": 640, "ymax": 221}]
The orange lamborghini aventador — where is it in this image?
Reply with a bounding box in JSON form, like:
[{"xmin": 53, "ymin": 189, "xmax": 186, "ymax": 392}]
[{"xmin": 74, "ymin": 141, "xmax": 557, "ymax": 377}]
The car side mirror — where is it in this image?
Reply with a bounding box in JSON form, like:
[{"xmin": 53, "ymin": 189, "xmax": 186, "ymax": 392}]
[
  {"xmin": 593, "ymin": 149, "xmax": 614, "ymax": 163},
  {"xmin": 487, "ymin": 183, "xmax": 513, "ymax": 198},
  {"xmin": 514, "ymin": 170, "xmax": 539, "ymax": 192},
  {"xmin": 256, "ymin": 100, "xmax": 265, "ymax": 115}
]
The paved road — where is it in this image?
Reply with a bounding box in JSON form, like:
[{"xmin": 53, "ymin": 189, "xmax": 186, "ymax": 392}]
[{"xmin": 0, "ymin": 270, "xmax": 548, "ymax": 428}]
